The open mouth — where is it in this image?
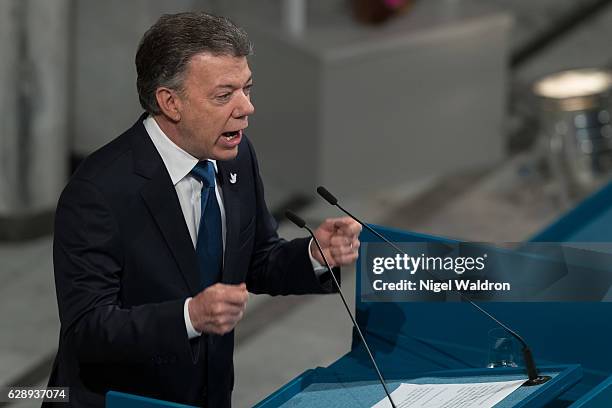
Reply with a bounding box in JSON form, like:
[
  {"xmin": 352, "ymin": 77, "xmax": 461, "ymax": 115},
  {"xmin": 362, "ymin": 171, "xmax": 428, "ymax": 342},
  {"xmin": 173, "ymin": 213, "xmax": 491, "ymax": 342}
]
[{"xmin": 222, "ymin": 130, "xmax": 240, "ymax": 141}]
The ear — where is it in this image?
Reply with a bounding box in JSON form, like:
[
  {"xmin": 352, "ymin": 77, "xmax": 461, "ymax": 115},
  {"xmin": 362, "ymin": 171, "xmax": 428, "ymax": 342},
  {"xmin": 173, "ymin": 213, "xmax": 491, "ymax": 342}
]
[{"xmin": 155, "ymin": 87, "xmax": 182, "ymax": 122}]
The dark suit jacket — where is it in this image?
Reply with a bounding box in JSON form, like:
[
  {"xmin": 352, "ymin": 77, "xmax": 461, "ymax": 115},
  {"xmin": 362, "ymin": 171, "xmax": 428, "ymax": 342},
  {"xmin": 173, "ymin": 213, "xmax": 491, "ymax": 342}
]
[{"xmin": 47, "ymin": 115, "xmax": 335, "ymax": 407}]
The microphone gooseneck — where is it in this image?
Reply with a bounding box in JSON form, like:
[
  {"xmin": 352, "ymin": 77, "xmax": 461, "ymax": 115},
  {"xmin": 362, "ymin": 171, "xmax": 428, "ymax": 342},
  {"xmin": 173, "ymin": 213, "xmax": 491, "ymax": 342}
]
[
  {"xmin": 315, "ymin": 186, "xmax": 551, "ymax": 387},
  {"xmin": 284, "ymin": 210, "xmax": 398, "ymax": 408}
]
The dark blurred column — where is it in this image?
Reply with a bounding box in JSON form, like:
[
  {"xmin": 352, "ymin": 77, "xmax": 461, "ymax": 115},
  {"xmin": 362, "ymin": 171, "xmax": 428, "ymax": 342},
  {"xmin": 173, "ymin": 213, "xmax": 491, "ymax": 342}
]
[{"xmin": 0, "ymin": 0, "xmax": 70, "ymax": 240}]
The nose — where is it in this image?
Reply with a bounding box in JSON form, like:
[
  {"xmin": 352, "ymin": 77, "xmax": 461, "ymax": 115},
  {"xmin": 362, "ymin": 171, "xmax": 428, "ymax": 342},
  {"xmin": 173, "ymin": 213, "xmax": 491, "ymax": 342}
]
[{"xmin": 232, "ymin": 91, "xmax": 255, "ymax": 118}]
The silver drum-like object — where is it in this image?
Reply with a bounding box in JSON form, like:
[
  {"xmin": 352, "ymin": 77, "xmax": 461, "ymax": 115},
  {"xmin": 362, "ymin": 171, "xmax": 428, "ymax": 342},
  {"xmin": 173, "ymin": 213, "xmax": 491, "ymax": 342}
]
[{"xmin": 534, "ymin": 68, "xmax": 612, "ymax": 197}]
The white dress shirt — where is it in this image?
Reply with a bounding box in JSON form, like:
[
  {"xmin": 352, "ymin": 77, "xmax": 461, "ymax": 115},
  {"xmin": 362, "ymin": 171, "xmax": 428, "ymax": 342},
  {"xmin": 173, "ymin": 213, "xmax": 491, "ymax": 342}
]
[{"xmin": 143, "ymin": 116, "xmax": 325, "ymax": 340}]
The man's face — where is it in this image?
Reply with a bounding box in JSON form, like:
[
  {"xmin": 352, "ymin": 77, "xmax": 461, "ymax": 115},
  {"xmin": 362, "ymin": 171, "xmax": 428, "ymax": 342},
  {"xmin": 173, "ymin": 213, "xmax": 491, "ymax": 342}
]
[{"xmin": 175, "ymin": 53, "xmax": 254, "ymax": 161}]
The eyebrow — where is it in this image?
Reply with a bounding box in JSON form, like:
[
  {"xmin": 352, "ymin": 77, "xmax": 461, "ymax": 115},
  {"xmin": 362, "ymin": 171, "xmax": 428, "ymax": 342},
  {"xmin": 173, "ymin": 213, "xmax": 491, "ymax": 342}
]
[{"xmin": 215, "ymin": 76, "xmax": 253, "ymax": 91}]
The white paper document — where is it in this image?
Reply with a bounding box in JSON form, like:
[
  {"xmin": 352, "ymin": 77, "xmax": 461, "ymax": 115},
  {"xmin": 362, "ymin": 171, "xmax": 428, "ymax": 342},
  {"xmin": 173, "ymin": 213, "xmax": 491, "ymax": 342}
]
[{"xmin": 372, "ymin": 379, "xmax": 525, "ymax": 408}]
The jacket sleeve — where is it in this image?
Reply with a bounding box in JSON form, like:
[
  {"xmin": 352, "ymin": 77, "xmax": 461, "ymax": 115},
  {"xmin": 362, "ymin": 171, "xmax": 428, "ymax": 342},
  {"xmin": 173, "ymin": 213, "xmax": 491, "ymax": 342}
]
[
  {"xmin": 53, "ymin": 178, "xmax": 194, "ymax": 364},
  {"xmin": 242, "ymin": 138, "xmax": 340, "ymax": 296}
]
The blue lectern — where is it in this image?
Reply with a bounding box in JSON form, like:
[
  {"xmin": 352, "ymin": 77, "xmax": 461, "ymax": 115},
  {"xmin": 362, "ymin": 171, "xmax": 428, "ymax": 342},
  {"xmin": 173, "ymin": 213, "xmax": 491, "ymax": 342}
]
[
  {"xmin": 570, "ymin": 375, "xmax": 612, "ymax": 407},
  {"xmin": 255, "ymin": 183, "xmax": 612, "ymax": 407}
]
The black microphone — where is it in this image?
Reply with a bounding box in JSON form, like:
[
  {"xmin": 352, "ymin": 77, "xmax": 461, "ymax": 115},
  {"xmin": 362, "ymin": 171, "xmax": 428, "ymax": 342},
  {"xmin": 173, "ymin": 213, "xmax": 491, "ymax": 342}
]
[
  {"xmin": 285, "ymin": 210, "xmax": 306, "ymax": 228},
  {"xmin": 316, "ymin": 186, "xmax": 551, "ymax": 386},
  {"xmin": 284, "ymin": 210, "xmax": 398, "ymax": 408}
]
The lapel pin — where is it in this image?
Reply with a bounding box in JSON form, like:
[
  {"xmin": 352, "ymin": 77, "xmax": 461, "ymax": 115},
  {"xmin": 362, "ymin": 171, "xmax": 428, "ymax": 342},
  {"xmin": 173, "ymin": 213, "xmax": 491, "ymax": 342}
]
[{"xmin": 229, "ymin": 172, "xmax": 237, "ymax": 184}]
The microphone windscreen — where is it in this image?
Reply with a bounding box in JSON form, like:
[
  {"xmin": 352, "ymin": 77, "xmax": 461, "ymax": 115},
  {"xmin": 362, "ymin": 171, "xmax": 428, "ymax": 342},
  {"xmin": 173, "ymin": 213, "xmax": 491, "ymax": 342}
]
[
  {"xmin": 317, "ymin": 186, "xmax": 338, "ymax": 205},
  {"xmin": 285, "ymin": 210, "xmax": 306, "ymax": 228}
]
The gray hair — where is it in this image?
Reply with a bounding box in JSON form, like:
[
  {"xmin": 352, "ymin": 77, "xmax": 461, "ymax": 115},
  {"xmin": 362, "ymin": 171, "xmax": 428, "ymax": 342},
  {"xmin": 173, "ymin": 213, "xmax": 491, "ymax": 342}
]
[{"xmin": 135, "ymin": 12, "xmax": 253, "ymax": 114}]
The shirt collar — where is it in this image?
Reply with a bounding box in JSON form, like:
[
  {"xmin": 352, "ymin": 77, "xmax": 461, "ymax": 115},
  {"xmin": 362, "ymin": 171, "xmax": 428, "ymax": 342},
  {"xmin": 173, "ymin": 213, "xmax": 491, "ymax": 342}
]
[{"xmin": 143, "ymin": 115, "xmax": 218, "ymax": 185}]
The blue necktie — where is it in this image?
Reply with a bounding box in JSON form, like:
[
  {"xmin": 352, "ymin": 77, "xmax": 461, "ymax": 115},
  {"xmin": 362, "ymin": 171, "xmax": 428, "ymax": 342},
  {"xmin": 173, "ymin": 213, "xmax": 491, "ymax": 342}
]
[{"xmin": 191, "ymin": 161, "xmax": 223, "ymax": 290}]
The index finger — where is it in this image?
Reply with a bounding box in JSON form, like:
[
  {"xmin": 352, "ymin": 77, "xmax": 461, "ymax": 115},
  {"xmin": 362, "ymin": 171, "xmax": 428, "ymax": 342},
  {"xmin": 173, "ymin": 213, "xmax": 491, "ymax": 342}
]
[
  {"xmin": 333, "ymin": 218, "xmax": 362, "ymax": 236},
  {"xmin": 218, "ymin": 283, "xmax": 249, "ymax": 305}
]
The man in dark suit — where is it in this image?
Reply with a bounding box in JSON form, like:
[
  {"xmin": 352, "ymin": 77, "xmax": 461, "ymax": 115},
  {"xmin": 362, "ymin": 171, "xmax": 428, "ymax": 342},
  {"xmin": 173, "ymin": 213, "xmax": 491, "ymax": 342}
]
[{"xmin": 47, "ymin": 11, "xmax": 361, "ymax": 408}]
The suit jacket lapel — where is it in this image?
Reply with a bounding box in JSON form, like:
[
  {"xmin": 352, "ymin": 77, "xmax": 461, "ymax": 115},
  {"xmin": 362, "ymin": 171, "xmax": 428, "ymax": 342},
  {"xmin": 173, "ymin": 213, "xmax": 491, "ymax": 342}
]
[
  {"xmin": 217, "ymin": 161, "xmax": 241, "ymax": 284},
  {"xmin": 131, "ymin": 118, "xmax": 199, "ymax": 294}
]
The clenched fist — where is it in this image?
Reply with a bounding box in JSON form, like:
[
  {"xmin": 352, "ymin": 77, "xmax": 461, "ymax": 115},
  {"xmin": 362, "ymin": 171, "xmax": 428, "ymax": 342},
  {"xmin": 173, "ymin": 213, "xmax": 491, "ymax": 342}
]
[
  {"xmin": 188, "ymin": 283, "xmax": 249, "ymax": 335},
  {"xmin": 311, "ymin": 217, "xmax": 362, "ymax": 267}
]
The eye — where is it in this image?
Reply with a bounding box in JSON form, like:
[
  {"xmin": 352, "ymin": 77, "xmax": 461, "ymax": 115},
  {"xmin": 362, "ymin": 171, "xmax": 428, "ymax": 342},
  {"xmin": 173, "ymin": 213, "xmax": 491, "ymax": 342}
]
[
  {"xmin": 216, "ymin": 93, "xmax": 232, "ymax": 101},
  {"xmin": 244, "ymin": 84, "xmax": 253, "ymax": 96}
]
